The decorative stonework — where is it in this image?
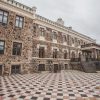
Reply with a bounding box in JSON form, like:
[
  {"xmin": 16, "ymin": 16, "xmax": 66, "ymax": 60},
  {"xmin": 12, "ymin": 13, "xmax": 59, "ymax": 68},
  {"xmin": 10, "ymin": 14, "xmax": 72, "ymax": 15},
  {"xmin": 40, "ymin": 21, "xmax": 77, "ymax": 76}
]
[{"xmin": 0, "ymin": 0, "xmax": 97, "ymax": 75}]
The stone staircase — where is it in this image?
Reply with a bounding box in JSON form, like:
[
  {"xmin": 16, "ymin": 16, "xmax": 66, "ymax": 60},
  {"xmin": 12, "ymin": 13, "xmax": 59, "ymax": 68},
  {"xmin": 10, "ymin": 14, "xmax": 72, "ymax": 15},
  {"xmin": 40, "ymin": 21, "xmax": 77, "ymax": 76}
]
[{"xmin": 81, "ymin": 61, "xmax": 97, "ymax": 73}]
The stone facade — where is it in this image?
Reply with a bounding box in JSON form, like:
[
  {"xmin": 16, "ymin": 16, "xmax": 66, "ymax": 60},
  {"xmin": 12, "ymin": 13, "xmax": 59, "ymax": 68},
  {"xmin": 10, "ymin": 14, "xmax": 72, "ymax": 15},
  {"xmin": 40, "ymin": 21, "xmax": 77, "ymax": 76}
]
[{"xmin": 0, "ymin": 0, "xmax": 96, "ymax": 75}]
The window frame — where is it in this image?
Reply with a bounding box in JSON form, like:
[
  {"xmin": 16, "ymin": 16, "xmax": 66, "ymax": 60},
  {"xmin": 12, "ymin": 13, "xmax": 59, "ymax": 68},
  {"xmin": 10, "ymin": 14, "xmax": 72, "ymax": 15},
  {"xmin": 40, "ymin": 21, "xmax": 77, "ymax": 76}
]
[
  {"xmin": 53, "ymin": 49, "xmax": 57, "ymax": 58},
  {"xmin": 12, "ymin": 42, "xmax": 22, "ymax": 56},
  {"xmin": 64, "ymin": 51, "xmax": 67, "ymax": 59},
  {"xmin": 0, "ymin": 9, "xmax": 8, "ymax": 25},
  {"xmin": 40, "ymin": 27, "xmax": 45, "ymax": 37},
  {"xmin": 0, "ymin": 40, "xmax": 5, "ymax": 55},
  {"xmin": 39, "ymin": 47, "xmax": 45, "ymax": 58},
  {"xmin": 52, "ymin": 32, "xmax": 57, "ymax": 40},
  {"xmin": 15, "ymin": 15, "xmax": 24, "ymax": 28}
]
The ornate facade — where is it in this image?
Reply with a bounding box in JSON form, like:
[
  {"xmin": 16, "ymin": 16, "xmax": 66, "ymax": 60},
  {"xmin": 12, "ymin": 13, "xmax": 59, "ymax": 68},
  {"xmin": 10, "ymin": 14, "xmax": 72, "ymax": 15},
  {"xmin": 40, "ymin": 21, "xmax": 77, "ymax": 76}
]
[{"xmin": 0, "ymin": 0, "xmax": 96, "ymax": 75}]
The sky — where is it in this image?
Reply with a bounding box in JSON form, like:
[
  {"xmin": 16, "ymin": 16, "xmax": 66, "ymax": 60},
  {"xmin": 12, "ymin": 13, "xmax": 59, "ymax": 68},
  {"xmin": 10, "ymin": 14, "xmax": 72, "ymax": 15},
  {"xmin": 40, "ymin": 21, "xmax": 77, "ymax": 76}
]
[{"xmin": 16, "ymin": 0, "xmax": 100, "ymax": 44}]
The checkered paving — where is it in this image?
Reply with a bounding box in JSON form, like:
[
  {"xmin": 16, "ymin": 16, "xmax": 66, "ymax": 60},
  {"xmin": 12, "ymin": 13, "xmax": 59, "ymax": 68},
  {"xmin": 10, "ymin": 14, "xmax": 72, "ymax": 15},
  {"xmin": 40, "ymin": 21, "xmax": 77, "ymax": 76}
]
[{"xmin": 0, "ymin": 70, "xmax": 100, "ymax": 100}]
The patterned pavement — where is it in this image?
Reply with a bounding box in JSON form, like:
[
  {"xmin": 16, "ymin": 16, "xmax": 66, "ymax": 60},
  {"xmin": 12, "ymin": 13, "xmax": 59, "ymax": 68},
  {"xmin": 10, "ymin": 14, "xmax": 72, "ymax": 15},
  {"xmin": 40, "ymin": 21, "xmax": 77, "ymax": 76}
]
[{"xmin": 0, "ymin": 70, "xmax": 100, "ymax": 100}]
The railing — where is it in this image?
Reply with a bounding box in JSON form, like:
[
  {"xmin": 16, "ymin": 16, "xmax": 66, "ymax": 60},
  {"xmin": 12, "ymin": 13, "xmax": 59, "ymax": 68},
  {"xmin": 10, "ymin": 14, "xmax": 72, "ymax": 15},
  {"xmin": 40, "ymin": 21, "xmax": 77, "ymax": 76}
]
[
  {"xmin": 36, "ymin": 14, "xmax": 95, "ymax": 42},
  {"xmin": 81, "ymin": 43, "xmax": 100, "ymax": 48},
  {"xmin": 71, "ymin": 58, "xmax": 100, "ymax": 62},
  {"xmin": 1, "ymin": 0, "xmax": 34, "ymax": 13},
  {"xmin": 71, "ymin": 58, "xmax": 81, "ymax": 62}
]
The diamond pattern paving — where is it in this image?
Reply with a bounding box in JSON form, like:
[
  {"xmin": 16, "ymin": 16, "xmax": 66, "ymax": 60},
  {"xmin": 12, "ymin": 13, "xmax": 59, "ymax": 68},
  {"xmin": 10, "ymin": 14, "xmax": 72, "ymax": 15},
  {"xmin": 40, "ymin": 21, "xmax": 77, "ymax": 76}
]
[{"xmin": 0, "ymin": 70, "xmax": 100, "ymax": 100}]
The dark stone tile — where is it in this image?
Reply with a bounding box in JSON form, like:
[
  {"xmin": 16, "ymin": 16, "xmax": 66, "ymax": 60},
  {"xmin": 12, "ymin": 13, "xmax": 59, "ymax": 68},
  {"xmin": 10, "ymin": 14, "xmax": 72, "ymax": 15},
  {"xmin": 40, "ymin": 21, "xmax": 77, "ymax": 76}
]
[
  {"xmin": 81, "ymin": 94, "xmax": 87, "ymax": 97},
  {"xmin": 8, "ymin": 95, "xmax": 15, "ymax": 97},
  {"xmin": 43, "ymin": 98, "xmax": 50, "ymax": 100},
  {"xmin": 36, "ymin": 92, "xmax": 41, "ymax": 94},
  {"xmin": 19, "ymin": 96, "xmax": 26, "ymax": 99},
  {"xmin": 0, "ymin": 94, "xmax": 5, "ymax": 96},
  {"xmin": 31, "ymin": 96, "xmax": 37, "ymax": 100},
  {"xmin": 46, "ymin": 93, "xmax": 51, "ymax": 95},
  {"xmin": 69, "ymin": 94, "xmax": 75, "ymax": 96},
  {"xmin": 57, "ymin": 93, "xmax": 63, "ymax": 96}
]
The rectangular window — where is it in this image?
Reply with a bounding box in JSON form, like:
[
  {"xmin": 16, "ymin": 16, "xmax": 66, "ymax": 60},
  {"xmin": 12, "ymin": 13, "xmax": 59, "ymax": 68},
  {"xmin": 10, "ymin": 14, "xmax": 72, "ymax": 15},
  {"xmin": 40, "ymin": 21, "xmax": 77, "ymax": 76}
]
[
  {"xmin": 0, "ymin": 65, "xmax": 2, "ymax": 76},
  {"xmin": 11, "ymin": 65, "xmax": 21, "ymax": 74},
  {"xmin": 0, "ymin": 40, "xmax": 5, "ymax": 54},
  {"xmin": 53, "ymin": 32, "xmax": 57, "ymax": 40},
  {"xmin": 15, "ymin": 15, "xmax": 24, "ymax": 28},
  {"xmin": 0, "ymin": 9, "xmax": 8, "ymax": 25},
  {"xmin": 53, "ymin": 49, "xmax": 57, "ymax": 58},
  {"xmin": 39, "ymin": 47, "xmax": 45, "ymax": 58},
  {"xmin": 63, "ymin": 35, "xmax": 66, "ymax": 42},
  {"xmin": 12, "ymin": 42, "xmax": 22, "ymax": 56},
  {"xmin": 40, "ymin": 28, "xmax": 45, "ymax": 36},
  {"xmin": 64, "ymin": 51, "xmax": 67, "ymax": 59}
]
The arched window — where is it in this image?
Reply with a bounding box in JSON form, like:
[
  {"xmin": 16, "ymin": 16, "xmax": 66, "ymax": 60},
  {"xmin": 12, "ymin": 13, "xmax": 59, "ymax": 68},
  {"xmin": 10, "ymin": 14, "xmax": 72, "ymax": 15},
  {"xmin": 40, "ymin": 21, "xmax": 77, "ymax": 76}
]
[
  {"xmin": 53, "ymin": 32, "xmax": 57, "ymax": 40},
  {"xmin": 53, "ymin": 49, "xmax": 57, "ymax": 58},
  {"xmin": 72, "ymin": 38, "xmax": 74, "ymax": 44},
  {"xmin": 64, "ymin": 51, "xmax": 67, "ymax": 59},
  {"xmin": 79, "ymin": 52, "xmax": 81, "ymax": 58},
  {"xmin": 63, "ymin": 35, "xmax": 66, "ymax": 42},
  {"xmin": 71, "ymin": 52, "xmax": 75, "ymax": 58},
  {"xmin": 39, "ymin": 47, "xmax": 45, "ymax": 58},
  {"xmin": 78, "ymin": 40, "xmax": 80, "ymax": 46}
]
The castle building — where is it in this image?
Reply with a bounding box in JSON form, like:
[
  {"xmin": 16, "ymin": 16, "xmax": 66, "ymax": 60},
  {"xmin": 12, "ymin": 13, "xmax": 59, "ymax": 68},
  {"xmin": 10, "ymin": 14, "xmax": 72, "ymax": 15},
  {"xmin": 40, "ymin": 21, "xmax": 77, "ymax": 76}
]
[{"xmin": 0, "ymin": 0, "xmax": 98, "ymax": 75}]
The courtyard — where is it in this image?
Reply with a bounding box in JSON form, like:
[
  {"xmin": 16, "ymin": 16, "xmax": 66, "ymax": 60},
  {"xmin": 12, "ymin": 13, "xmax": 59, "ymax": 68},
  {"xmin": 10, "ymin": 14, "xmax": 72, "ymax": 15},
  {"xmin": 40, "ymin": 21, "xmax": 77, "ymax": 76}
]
[{"xmin": 0, "ymin": 70, "xmax": 100, "ymax": 100}]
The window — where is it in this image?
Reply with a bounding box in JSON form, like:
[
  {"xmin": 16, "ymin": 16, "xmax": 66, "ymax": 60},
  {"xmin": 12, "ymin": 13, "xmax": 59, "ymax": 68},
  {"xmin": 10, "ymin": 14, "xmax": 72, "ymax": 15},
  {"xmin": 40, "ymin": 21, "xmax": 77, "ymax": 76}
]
[
  {"xmin": 53, "ymin": 49, "xmax": 57, "ymax": 58},
  {"xmin": 39, "ymin": 47, "xmax": 45, "ymax": 58},
  {"xmin": 40, "ymin": 27, "xmax": 45, "ymax": 36},
  {"xmin": 63, "ymin": 35, "xmax": 66, "ymax": 42},
  {"xmin": 0, "ymin": 9, "xmax": 8, "ymax": 24},
  {"xmin": 0, "ymin": 40, "xmax": 5, "ymax": 54},
  {"xmin": 0, "ymin": 65, "xmax": 2, "ymax": 76},
  {"xmin": 53, "ymin": 32, "xmax": 57, "ymax": 40},
  {"xmin": 12, "ymin": 42, "xmax": 22, "ymax": 56},
  {"xmin": 72, "ymin": 38, "xmax": 74, "ymax": 44},
  {"xmin": 11, "ymin": 65, "xmax": 21, "ymax": 74},
  {"xmin": 64, "ymin": 51, "xmax": 67, "ymax": 59},
  {"xmin": 15, "ymin": 15, "xmax": 24, "ymax": 28}
]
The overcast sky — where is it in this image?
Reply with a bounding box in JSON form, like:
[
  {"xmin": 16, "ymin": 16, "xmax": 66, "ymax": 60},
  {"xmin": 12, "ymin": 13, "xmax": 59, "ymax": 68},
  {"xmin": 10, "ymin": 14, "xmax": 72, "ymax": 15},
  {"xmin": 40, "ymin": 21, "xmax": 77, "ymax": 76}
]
[{"xmin": 16, "ymin": 0, "xmax": 100, "ymax": 44}]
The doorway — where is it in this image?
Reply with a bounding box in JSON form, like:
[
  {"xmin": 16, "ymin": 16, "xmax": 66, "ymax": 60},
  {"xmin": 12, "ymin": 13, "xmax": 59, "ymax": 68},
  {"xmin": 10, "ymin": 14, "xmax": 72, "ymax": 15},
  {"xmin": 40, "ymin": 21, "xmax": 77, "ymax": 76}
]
[
  {"xmin": 65, "ymin": 64, "xmax": 68, "ymax": 70},
  {"xmin": 54, "ymin": 64, "xmax": 59, "ymax": 73},
  {"xmin": 0, "ymin": 65, "xmax": 2, "ymax": 76},
  {"xmin": 38, "ymin": 64, "xmax": 45, "ymax": 71},
  {"xmin": 11, "ymin": 65, "xmax": 21, "ymax": 74}
]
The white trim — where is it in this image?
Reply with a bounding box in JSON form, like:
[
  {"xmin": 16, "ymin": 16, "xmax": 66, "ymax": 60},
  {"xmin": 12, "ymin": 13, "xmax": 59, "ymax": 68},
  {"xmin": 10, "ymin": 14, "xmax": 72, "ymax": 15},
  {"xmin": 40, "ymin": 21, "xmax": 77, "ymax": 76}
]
[
  {"xmin": 63, "ymin": 49, "xmax": 68, "ymax": 52},
  {"xmin": 82, "ymin": 46, "xmax": 100, "ymax": 50},
  {"xmin": 38, "ymin": 25, "xmax": 46, "ymax": 30},
  {"xmin": 33, "ymin": 38, "xmax": 81, "ymax": 50},
  {"xmin": 37, "ymin": 44, "xmax": 47, "ymax": 50},
  {"xmin": 52, "ymin": 47, "xmax": 59, "ymax": 51}
]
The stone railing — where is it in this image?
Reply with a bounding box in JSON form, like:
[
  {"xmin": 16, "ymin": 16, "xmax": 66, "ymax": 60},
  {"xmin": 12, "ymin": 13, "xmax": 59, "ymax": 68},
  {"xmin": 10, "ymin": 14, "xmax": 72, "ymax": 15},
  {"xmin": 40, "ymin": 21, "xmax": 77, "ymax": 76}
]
[
  {"xmin": 36, "ymin": 14, "xmax": 95, "ymax": 43},
  {"xmin": 1, "ymin": 0, "xmax": 36, "ymax": 13},
  {"xmin": 81, "ymin": 43, "xmax": 100, "ymax": 48}
]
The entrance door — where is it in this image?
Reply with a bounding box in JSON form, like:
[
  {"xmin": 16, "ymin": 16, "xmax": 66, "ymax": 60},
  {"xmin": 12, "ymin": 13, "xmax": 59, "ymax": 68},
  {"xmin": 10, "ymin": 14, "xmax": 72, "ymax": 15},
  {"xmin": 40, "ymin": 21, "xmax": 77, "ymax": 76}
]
[
  {"xmin": 11, "ymin": 65, "xmax": 20, "ymax": 74},
  {"xmin": 65, "ymin": 64, "xmax": 68, "ymax": 70},
  {"xmin": 0, "ymin": 65, "xmax": 2, "ymax": 76},
  {"xmin": 38, "ymin": 64, "xmax": 45, "ymax": 71},
  {"xmin": 54, "ymin": 64, "xmax": 58, "ymax": 73}
]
